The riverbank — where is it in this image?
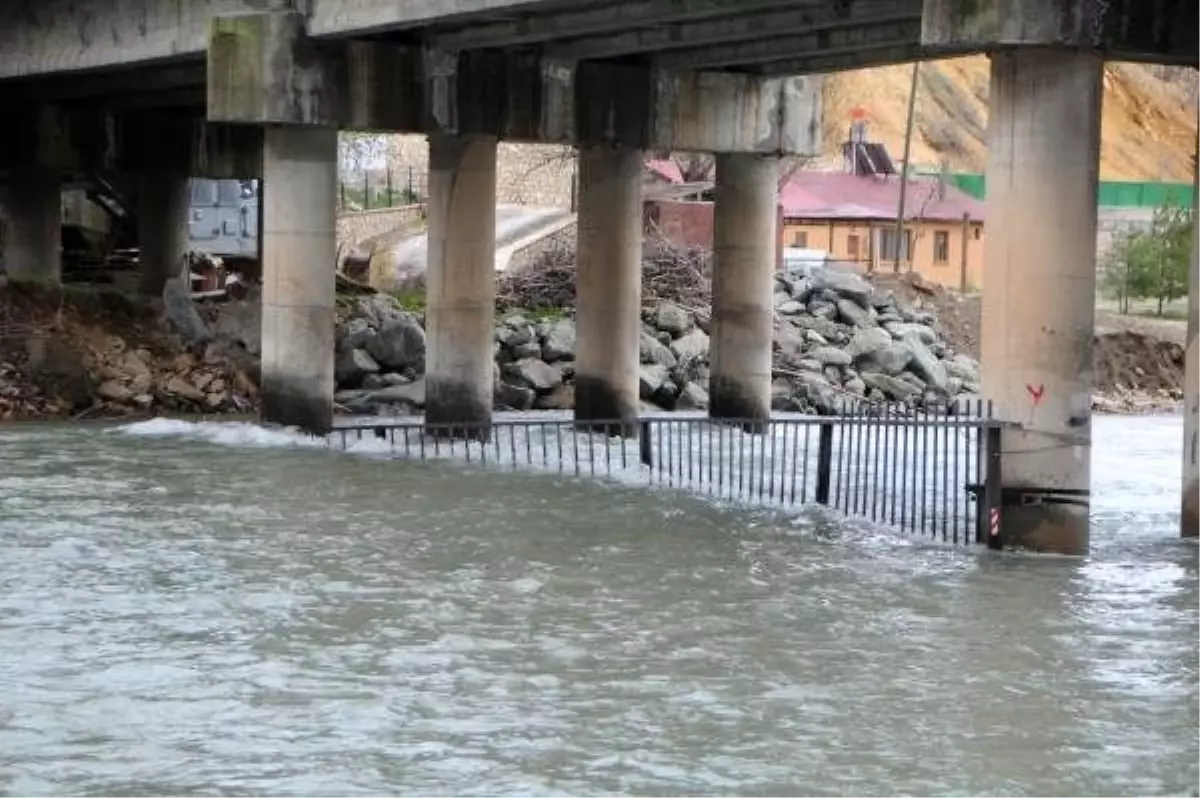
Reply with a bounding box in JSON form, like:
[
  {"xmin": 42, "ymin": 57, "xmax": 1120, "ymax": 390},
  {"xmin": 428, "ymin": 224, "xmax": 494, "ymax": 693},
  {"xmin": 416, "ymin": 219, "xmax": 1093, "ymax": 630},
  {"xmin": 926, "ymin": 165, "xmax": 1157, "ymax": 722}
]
[{"xmin": 0, "ymin": 259, "xmax": 1185, "ymax": 423}]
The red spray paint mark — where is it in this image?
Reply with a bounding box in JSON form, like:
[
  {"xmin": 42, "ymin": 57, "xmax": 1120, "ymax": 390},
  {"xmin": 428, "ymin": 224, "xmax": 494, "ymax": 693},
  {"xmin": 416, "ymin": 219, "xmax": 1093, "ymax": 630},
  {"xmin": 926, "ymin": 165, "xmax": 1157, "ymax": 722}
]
[{"xmin": 1026, "ymin": 383, "xmax": 1045, "ymax": 405}]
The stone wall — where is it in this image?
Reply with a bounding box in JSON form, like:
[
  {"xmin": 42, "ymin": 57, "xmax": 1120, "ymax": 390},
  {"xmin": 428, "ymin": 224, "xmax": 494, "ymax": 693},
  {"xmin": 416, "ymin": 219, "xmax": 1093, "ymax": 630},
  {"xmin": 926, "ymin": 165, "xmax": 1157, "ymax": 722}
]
[
  {"xmin": 504, "ymin": 221, "xmax": 578, "ymax": 274},
  {"xmin": 383, "ymin": 135, "xmax": 576, "ymax": 209},
  {"xmin": 336, "ymin": 205, "xmax": 424, "ymax": 257}
]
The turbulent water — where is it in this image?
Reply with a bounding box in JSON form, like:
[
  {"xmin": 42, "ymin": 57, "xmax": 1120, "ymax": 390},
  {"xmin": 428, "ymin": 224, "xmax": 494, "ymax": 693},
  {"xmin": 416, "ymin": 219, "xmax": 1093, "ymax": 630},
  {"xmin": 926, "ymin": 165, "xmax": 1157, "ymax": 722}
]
[{"xmin": 0, "ymin": 414, "xmax": 1195, "ymax": 796}]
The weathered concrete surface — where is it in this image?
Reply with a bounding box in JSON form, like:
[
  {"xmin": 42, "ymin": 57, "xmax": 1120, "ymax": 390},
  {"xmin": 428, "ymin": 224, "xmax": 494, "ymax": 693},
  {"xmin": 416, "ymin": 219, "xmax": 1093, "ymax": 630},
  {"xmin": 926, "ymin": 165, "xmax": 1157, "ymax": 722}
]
[
  {"xmin": 260, "ymin": 126, "xmax": 337, "ymax": 434},
  {"xmin": 425, "ymin": 134, "xmax": 497, "ymax": 433},
  {"xmin": 980, "ymin": 49, "xmax": 1101, "ymax": 556},
  {"xmin": 1183, "ymin": 168, "xmax": 1198, "ymax": 539},
  {"xmin": 2, "ymin": 0, "xmax": 1192, "ymax": 86},
  {"xmin": 137, "ymin": 171, "xmax": 190, "ymax": 297},
  {"xmin": 921, "ymin": 0, "xmax": 1197, "ymax": 63},
  {"xmin": 2, "ymin": 167, "xmax": 61, "ymax": 285},
  {"xmin": 709, "ymin": 153, "xmax": 777, "ymax": 425},
  {"xmin": 574, "ymin": 145, "xmax": 642, "ymax": 433},
  {"xmin": 650, "ymin": 72, "xmax": 821, "ymax": 155}
]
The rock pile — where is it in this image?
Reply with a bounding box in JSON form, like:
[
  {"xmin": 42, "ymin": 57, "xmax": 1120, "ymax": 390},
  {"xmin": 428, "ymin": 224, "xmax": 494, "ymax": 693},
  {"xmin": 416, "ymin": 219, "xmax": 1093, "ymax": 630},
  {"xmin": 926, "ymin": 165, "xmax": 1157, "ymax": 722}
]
[{"xmin": 329, "ymin": 266, "xmax": 982, "ymax": 416}]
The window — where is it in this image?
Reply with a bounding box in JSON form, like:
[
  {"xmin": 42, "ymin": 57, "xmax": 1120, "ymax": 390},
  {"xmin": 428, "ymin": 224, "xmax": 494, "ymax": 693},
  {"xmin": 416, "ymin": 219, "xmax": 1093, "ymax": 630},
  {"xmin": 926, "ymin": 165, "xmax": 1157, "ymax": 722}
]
[
  {"xmin": 791, "ymin": 230, "xmax": 808, "ymax": 248},
  {"xmin": 933, "ymin": 230, "xmax": 950, "ymax": 264},
  {"xmin": 974, "ymin": 226, "xmax": 982, "ymax": 240},
  {"xmin": 878, "ymin": 228, "xmax": 912, "ymax": 262},
  {"xmin": 847, "ymin": 234, "xmax": 861, "ymax": 261}
]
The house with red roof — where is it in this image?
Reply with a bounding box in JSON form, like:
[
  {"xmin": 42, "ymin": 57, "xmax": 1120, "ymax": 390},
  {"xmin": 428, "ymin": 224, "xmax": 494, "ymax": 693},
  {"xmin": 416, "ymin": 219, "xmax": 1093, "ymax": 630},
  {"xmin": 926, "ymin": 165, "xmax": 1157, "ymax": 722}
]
[
  {"xmin": 641, "ymin": 158, "xmax": 987, "ymax": 291},
  {"xmin": 779, "ymin": 171, "xmax": 986, "ymax": 290}
]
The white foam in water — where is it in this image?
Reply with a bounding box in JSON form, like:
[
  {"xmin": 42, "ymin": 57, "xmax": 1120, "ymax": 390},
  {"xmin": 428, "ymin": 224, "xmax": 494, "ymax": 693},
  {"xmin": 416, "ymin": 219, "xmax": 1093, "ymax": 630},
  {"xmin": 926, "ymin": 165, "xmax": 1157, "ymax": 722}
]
[{"xmin": 115, "ymin": 418, "xmax": 327, "ymax": 450}]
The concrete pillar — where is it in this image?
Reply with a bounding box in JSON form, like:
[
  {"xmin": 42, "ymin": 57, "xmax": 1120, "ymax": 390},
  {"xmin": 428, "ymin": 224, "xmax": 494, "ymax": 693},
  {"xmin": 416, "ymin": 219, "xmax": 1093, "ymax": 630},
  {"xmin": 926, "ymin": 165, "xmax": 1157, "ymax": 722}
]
[
  {"xmin": 4, "ymin": 167, "xmax": 61, "ymax": 284},
  {"xmin": 259, "ymin": 127, "xmax": 336, "ymax": 434},
  {"xmin": 1183, "ymin": 166, "xmax": 1198, "ymax": 538},
  {"xmin": 575, "ymin": 144, "xmax": 642, "ymax": 434},
  {"xmin": 709, "ymin": 153, "xmax": 777, "ymax": 426},
  {"xmin": 981, "ymin": 49, "xmax": 1102, "ymax": 555},
  {"xmin": 425, "ymin": 134, "xmax": 497, "ymax": 436},
  {"xmin": 137, "ymin": 171, "xmax": 189, "ymax": 297}
]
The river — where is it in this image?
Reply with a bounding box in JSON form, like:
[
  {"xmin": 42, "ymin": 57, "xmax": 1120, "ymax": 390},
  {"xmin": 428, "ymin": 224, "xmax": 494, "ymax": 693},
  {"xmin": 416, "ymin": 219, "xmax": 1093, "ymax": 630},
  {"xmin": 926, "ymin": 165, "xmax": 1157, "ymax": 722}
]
[{"xmin": 0, "ymin": 414, "xmax": 1195, "ymax": 796}]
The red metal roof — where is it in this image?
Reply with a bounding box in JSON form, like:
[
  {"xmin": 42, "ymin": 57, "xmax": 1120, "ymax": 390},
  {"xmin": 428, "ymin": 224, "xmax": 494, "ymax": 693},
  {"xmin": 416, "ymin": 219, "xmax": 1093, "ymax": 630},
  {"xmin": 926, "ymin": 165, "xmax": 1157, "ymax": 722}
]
[
  {"xmin": 644, "ymin": 158, "xmax": 685, "ymax": 184},
  {"xmin": 779, "ymin": 171, "xmax": 984, "ymax": 223}
]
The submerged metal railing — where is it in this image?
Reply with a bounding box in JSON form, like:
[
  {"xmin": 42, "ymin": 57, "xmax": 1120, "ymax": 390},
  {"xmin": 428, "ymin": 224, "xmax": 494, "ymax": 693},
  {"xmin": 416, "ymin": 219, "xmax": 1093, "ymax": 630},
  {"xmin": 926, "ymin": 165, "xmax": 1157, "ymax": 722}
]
[{"xmin": 329, "ymin": 401, "xmax": 1005, "ymax": 548}]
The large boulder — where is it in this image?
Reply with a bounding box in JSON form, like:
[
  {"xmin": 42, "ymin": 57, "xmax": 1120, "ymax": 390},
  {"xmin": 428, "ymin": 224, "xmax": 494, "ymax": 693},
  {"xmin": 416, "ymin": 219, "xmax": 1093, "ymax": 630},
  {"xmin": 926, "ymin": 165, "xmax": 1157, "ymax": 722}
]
[
  {"xmin": 366, "ymin": 317, "xmax": 426, "ymax": 373},
  {"xmin": 671, "ymin": 328, "xmax": 710, "ymax": 362},
  {"xmin": 335, "ymin": 347, "xmax": 380, "ymax": 388},
  {"xmin": 844, "ymin": 327, "xmax": 893, "ymax": 360},
  {"xmin": 812, "ymin": 267, "xmax": 873, "ymax": 305},
  {"xmin": 639, "ymin": 363, "xmax": 671, "ymax": 398},
  {"xmin": 901, "ymin": 335, "xmax": 948, "ymax": 393},
  {"xmin": 859, "ymin": 343, "xmax": 913, "ymax": 376},
  {"xmin": 652, "ymin": 302, "xmax": 693, "ymax": 337},
  {"xmin": 861, "ymin": 372, "xmax": 920, "ymax": 401},
  {"xmin": 366, "ymin": 377, "xmax": 426, "ymax": 407},
  {"xmin": 809, "ymin": 346, "xmax": 852, "ymax": 367},
  {"xmin": 540, "ymin": 318, "xmax": 576, "ymax": 362},
  {"xmin": 944, "ymin": 354, "xmax": 980, "ymax": 384},
  {"xmin": 503, "ymin": 358, "xmax": 562, "ymax": 393},
  {"xmin": 494, "ymin": 381, "xmax": 536, "ymax": 411},
  {"xmin": 836, "ymin": 298, "xmax": 876, "ymax": 329},
  {"xmin": 884, "ymin": 321, "xmax": 937, "ymax": 345},
  {"xmin": 495, "ymin": 319, "xmax": 535, "ymax": 349},
  {"xmin": 337, "ymin": 317, "xmax": 374, "ymax": 351},
  {"xmin": 640, "ymin": 330, "xmax": 677, "ymax": 367},
  {"xmin": 674, "ymin": 381, "xmax": 710, "ymax": 410}
]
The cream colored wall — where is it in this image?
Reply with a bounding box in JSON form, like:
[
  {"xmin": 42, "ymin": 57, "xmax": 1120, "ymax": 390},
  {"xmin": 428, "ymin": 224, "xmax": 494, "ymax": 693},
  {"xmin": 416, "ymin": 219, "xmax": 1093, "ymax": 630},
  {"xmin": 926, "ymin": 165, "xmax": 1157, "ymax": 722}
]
[{"xmin": 783, "ymin": 218, "xmax": 986, "ymax": 291}]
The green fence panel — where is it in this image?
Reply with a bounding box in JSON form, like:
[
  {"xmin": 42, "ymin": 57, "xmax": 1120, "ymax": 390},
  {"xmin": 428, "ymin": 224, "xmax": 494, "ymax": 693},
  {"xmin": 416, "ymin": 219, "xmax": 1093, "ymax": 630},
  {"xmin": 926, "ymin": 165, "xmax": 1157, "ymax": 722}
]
[{"xmin": 946, "ymin": 173, "xmax": 1193, "ymax": 208}]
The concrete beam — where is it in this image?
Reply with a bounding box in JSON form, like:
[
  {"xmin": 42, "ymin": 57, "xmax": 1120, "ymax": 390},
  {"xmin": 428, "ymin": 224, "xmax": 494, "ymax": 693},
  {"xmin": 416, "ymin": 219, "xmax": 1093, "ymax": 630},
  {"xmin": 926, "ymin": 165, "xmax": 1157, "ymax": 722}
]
[
  {"xmin": 0, "ymin": 0, "xmax": 279, "ymax": 81},
  {"xmin": 545, "ymin": 1, "xmax": 914, "ymax": 60},
  {"xmin": 423, "ymin": 0, "xmax": 802, "ymax": 49},
  {"xmin": 208, "ymin": 12, "xmax": 347, "ymax": 126},
  {"xmin": 307, "ymin": 0, "xmax": 567, "ymax": 38},
  {"xmin": 648, "ymin": 71, "xmax": 821, "ymax": 155},
  {"xmin": 922, "ymin": 0, "xmax": 1198, "ymax": 64},
  {"xmin": 752, "ymin": 44, "xmax": 923, "ymax": 77},
  {"xmin": 654, "ymin": 17, "xmax": 921, "ymax": 70}
]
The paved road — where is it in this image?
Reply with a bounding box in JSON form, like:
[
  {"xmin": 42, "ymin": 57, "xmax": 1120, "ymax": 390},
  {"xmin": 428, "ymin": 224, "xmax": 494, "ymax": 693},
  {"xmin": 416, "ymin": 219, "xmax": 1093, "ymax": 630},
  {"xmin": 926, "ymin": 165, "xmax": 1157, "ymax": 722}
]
[{"xmin": 377, "ymin": 204, "xmax": 574, "ymax": 287}]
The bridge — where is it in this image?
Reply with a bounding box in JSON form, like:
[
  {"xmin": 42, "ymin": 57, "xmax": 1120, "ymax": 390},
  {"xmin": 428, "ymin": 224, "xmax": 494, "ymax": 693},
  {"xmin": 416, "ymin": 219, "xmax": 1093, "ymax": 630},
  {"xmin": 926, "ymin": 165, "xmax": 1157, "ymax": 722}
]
[{"xmin": 0, "ymin": 0, "xmax": 1196, "ymax": 555}]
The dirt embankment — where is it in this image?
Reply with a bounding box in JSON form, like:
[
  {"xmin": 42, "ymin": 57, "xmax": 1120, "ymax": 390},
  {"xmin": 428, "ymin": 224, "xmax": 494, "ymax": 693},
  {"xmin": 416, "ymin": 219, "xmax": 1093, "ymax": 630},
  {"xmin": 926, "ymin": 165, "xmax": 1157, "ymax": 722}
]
[
  {"xmin": 823, "ymin": 58, "xmax": 1198, "ymax": 180},
  {"xmin": 0, "ymin": 283, "xmax": 259, "ymax": 421},
  {"xmin": 869, "ymin": 272, "xmax": 1187, "ymax": 414}
]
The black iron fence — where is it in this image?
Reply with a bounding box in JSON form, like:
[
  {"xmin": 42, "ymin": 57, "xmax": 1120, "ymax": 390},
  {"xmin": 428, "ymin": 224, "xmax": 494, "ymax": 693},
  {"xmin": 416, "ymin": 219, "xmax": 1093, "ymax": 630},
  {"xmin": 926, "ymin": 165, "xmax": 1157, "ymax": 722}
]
[
  {"xmin": 338, "ymin": 168, "xmax": 426, "ymax": 212},
  {"xmin": 329, "ymin": 402, "xmax": 1005, "ymax": 548}
]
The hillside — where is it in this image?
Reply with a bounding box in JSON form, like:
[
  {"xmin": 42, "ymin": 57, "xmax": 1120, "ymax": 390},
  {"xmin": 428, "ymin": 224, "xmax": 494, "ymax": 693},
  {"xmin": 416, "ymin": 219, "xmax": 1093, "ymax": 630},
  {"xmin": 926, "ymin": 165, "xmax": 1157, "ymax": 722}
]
[{"xmin": 823, "ymin": 57, "xmax": 1198, "ymax": 181}]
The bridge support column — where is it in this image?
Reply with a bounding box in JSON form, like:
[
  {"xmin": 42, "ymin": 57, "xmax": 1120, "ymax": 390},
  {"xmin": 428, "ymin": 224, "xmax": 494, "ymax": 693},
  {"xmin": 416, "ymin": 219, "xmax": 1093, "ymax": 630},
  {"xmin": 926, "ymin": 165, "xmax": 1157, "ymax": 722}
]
[
  {"xmin": 4, "ymin": 167, "xmax": 61, "ymax": 285},
  {"xmin": 260, "ymin": 127, "xmax": 336, "ymax": 434},
  {"xmin": 709, "ymin": 153, "xmax": 777, "ymax": 426},
  {"xmin": 575, "ymin": 144, "xmax": 642, "ymax": 434},
  {"xmin": 137, "ymin": 170, "xmax": 189, "ymax": 297},
  {"xmin": 1183, "ymin": 167, "xmax": 1198, "ymax": 538},
  {"xmin": 425, "ymin": 134, "xmax": 497, "ymax": 436},
  {"xmin": 981, "ymin": 49, "xmax": 1102, "ymax": 555}
]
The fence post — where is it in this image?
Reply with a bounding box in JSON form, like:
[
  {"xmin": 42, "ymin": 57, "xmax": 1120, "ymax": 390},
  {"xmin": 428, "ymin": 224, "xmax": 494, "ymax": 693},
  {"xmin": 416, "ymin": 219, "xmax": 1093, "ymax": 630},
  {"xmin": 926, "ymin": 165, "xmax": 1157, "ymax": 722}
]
[
  {"xmin": 815, "ymin": 417, "xmax": 834, "ymax": 504},
  {"xmin": 339, "ymin": 180, "xmax": 346, "ymax": 211},
  {"xmin": 639, "ymin": 420, "xmax": 653, "ymax": 468},
  {"xmin": 386, "ymin": 167, "xmax": 394, "ymax": 207},
  {"xmin": 983, "ymin": 424, "xmax": 1003, "ymax": 549},
  {"xmin": 363, "ymin": 172, "xmax": 370, "ymax": 210}
]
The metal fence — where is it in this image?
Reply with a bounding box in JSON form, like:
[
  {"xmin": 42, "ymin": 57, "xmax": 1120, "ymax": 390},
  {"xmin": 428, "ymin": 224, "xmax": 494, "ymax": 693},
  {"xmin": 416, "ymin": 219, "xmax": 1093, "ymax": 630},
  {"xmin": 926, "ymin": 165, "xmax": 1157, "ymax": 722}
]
[
  {"xmin": 329, "ymin": 401, "xmax": 1005, "ymax": 548},
  {"xmin": 338, "ymin": 167, "xmax": 427, "ymax": 212}
]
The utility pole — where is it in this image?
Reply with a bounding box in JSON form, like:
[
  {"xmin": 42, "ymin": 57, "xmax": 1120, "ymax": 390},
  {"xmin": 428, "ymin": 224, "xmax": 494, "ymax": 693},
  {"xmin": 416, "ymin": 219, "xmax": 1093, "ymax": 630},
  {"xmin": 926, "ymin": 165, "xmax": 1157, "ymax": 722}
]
[{"xmin": 893, "ymin": 61, "xmax": 920, "ymax": 273}]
